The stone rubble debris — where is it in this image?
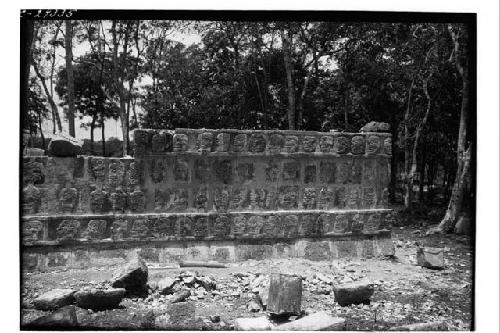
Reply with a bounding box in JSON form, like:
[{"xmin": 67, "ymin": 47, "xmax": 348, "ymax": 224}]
[{"xmin": 389, "ymin": 321, "xmax": 448, "ymax": 331}]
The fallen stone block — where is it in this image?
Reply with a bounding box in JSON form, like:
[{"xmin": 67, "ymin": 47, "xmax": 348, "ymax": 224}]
[
  {"xmin": 48, "ymin": 137, "xmax": 82, "ymax": 157},
  {"xmin": 195, "ymin": 275, "xmax": 217, "ymax": 291},
  {"xmin": 416, "ymin": 247, "xmax": 445, "ymax": 269},
  {"xmin": 390, "ymin": 321, "xmax": 448, "ymax": 331},
  {"xmin": 111, "ymin": 257, "xmax": 149, "ymax": 295},
  {"xmin": 74, "ymin": 288, "xmax": 125, "ymax": 311},
  {"xmin": 333, "ymin": 281, "xmax": 374, "ymax": 306},
  {"xmin": 171, "ymin": 289, "xmax": 191, "ymax": 303},
  {"xmin": 24, "ymin": 147, "xmax": 45, "ymax": 156},
  {"xmin": 158, "ymin": 276, "xmax": 177, "ymax": 295},
  {"xmin": 360, "ymin": 121, "xmax": 391, "ymax": 132},
  {"xmin": 33, "ymin": 288, "xmax": 75, "ymax": 311},
  {"xmin": 234, "ymin": 317, "xmax": 273, "ymax": 331},
  {"xmin": 273, "ymin": 312, "xmax": 346, "ymax": 331},
  {"xmin": 154, "ymin": 302, "xmax": 197, "ymax": 329},
  {"xmin": 267, "ymin": 273, "xmax": 302, "ymax": 315},
  {"xmin": 25, "ymin": 305, "xmax": 78, "ymax": 328}
]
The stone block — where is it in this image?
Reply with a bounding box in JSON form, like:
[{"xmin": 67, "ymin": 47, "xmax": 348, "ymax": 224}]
[
  {"xmin": 416, "ymin": 247, "xmax": 444, "ymax": 269},
  {"xmin": 333, "ymin": 281, "xmax": 374, "ymax": 306},
  {"xmin": 33, "ymin": 289, "xmax": 76, "ymax": 311},
  {"xmin": 234, "ymin": 317, "xmax": 273, "ymax": 331},
  {"xmin": 273, "ymin": 312, "xmax": 345, "ymax": 331},
  {"xmin": 75, "ymin": 288, "xmax": 125, "ymax": 310}
]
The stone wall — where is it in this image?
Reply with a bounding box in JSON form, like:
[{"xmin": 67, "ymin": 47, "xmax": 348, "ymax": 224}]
[{"xmin": 21, "ymin": 128, "xmax": 394, "ymax": 270}]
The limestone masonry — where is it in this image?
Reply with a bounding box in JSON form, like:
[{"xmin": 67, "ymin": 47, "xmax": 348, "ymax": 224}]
[{"xmin": 22, "ymin": 128, "xmax": 394, "ymax": 270}]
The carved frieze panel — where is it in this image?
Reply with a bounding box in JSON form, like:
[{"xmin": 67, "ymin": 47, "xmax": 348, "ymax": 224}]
[
  {"xmin": 90, "ymin": 189, "xmax": 108, "ymax": 213},
  {"xmin": 173, "ymin": 159, "xmax": 190, "ymax": 182},
  {"xmin": 172, "ymin": 134, "xmax": 189, "ymax": 152},
  {"xmin": 319, "ymin": 162, "xmax": 336, "ymax": 184},
  {"xmin": 278, "ymin": 185, "xmax": 299, "ymax": 209},
  {"xmin": 282, "ymin": 161, "xmax": 300, "ymax": 181},
  {"xmin": 283, "ymin": 136, "xmax": 299, "ymax": 153},
  {"xmin": 268, "ymin": 134, "xmax": 284, "ymax": 153},
  {"xmin": 59, "ymin": 187, "xmax": 78, "ymax": 213},
  {"xmin": 197, "ymin": 132, "xmax": 214, "ymax": 153},
  {"xmin": 302, "ymin": 136, "xmax": 317, "ymax": 153},
  {"xmin": 232, "ymin": 134, "xmax": 248, "ymax": 152},
  {"xmin": 319, "ymin": 136, "xmax": 333, "ymax": 153},
  {"xmin": 108, "ymin": 160, "xmax": 125, "ymax": 186},
  {"xmin": 248, "ymin": 133, "xmax": 267, "ymax": 153}
]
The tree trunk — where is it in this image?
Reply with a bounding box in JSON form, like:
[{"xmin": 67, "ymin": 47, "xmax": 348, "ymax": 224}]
[
  {"xmin": 90, "ymin": 115, "xmax": 96, "ymax": 155},
  {"xmin": 112, "ymin": 21, "xmax": 131, "ymax": 157},
  {"xmin": 434, "ymin": 26, "xmax": 471, "ymax": 233},
  {"xmin": 38, "ymin": 111, "xmax": 46, "ymax": 151},
  {"xmin": 409, "ymin": 73, "xmax": 433, "ymax": 204},
  {"xmin": 101, "ymin": 116, "xmax": 106, "ymax": 157},
  {"xmin": 33, "ymin": 62, "xmax": 63, "ymax": 133},
  {"xmin": 403, "ymin": 79, "xmax": 415, "ymax": 208},
  {"xmin": 281, "ymin": 29, "xmax": 296, "ymax": 130},
  {"xmin": 65, "ymin": 20, "xmax": 76, "ymax": 137}
]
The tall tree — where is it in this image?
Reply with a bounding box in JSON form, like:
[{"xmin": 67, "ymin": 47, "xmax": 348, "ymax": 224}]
[
  {"xmin": 32, "ymin": 20, "xmax": 63, "ymax": 133},
  {"xmin": 65, "ymin": 20, "xmax": 76, "ymax": 137},
  {"xmin": 434, "ymin": 24, "xmax": 472, "ymax": 233}
]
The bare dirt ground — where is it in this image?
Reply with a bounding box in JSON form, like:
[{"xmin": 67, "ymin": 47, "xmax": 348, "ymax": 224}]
[{"xmin": 21, "ymin": 226, "xmax": 473, "ymax": 330}]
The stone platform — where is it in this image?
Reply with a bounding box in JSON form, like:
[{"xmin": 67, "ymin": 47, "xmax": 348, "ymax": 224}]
[{"xmin": 21, "ymin": 128, "xmax": 394, "ymax": 271}]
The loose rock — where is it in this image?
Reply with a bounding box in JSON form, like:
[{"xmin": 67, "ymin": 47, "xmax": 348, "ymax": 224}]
[
  {"xmin": 273, "ymin": 312, "xmax": 346, "ymax": 331},
  {"xmin": 390, "ymin": 321, "xmax": 448, "ymax": 331},
  {"xmin": 111, "ymin": 257, "xmax": 149, "ymax": 295},
  {"xmin": 74, "ymin": 288, "xmax": 125, "ymax": 311},
  {"xmin": 333, "ymin": 281, "xmax": 374, "ymax": 306},
  {"xmin": 25, "ymin": 305, "xmax": 78, "ymax": 328},
  {"xmin": 33, "ymin": 288, "xmax": 75, "ymax": 311},
  {"xmin": 158, "ymin": 277, "xmax": 177, "ymax": 295},
  {"xmin": 416, "ymin": 247, "xmax": 445, "ymax": 269},
  {"xmin": 234, "ymin": 317, "xmax": 273, "ymax": 331},
  {"xmin": 360, "ymin": 121, "xmax": 391, "ymax": 132},
  {"xmin": 171, "ymin": 289, "xmax": 191, "ymax": 303},
  {"xmin": 48, "ymin": 137, "xmax": 82, "ymax": 157}
]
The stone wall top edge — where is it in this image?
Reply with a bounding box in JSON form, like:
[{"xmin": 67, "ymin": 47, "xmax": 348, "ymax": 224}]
[
  {"xmin": 22, "ymin": 208, "xmax": 392, "ymax": 221},
  {"xmin": 135, "ymin": 128, "xmax": 392, "ymax": 137}
]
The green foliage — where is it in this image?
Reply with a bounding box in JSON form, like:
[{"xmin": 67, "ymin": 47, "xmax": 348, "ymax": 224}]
[{"xmin": 24, "ymin": 78, "xmax": 49, "ymax": 134}]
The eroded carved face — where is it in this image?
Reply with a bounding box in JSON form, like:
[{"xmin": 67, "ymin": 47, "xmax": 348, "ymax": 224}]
[
  {"xmin": 91, "ymin": 158, "xmax": 106, "ymax": 179},
  {"xmin": 334, "ymin": 136, "xmax": 350, "ymax": 154},
  {"xmin": 173, "ymin": 134, "xmax": 189, "ymax": 152},
  {"xmin": 232, "ymin": 134, "xmax": 248, "ymax": 152},
  {"xmin": 319, "ymin": 136, "xmax": 333, "ymax": 152},
  {"xmin": 215, "ymin": 133, "xmax": 231, "ymax": 152},
  {"xmin": 174, "ymin": 159, "xmax": 189, "ymax": 182},
  {"xmin": 383, "ymin": 137, "xmax": 392, "ymax": 155},
  {"xmin": 248, "ymin": 134, "xmax": 266, "ymax": 153},
  {"xmin": 268, "ymin": 134, "xmax": 284, "ymax": 152},
  {"xmin": 302, "ymin": 136, "xmax": 317, "ymax": 152},
  {"xmin": 198, "ymin": 132, "xmax": 214, "ymax": 152},
  {"xmin": 283, "ymin": 136, "xmax": 299, "ymax": 153},
  {"xmin": 351, "ymin": 136, "xmax": 365, "ymax": 155}
]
